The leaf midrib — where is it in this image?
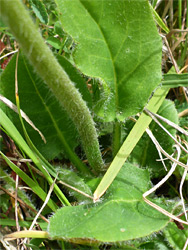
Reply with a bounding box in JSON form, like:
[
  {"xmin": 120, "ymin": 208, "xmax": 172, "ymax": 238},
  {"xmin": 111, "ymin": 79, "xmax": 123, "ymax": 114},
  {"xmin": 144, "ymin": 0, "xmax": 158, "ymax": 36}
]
[
  {"xmin": 51, "ymin": 198, "xmax": 142, "ymax": 236},
  {"xmin": 79, "ymin": 0, "xmax": 119, "ymax": 112}
]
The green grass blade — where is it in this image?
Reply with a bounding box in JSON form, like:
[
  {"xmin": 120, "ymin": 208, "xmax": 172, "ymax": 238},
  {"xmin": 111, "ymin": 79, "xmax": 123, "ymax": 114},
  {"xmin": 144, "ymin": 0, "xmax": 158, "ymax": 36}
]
[
  {"xmin": 0, "ymin": 108, "xmax": 71, "ymax": 206},
  {"xmin": 162, "ymin": 73, "xmax": 188, "ymax": 87},
  {"xmin": 94, "ymin": 87, "xmax": 169, "ymax": 201},
  {"xmin": 0, "ymin": 152, "xmax": 58, "ymax": 212},
  {"xmin": 150, "ymin": 4, "xmax": 169, "ymax": 33}
]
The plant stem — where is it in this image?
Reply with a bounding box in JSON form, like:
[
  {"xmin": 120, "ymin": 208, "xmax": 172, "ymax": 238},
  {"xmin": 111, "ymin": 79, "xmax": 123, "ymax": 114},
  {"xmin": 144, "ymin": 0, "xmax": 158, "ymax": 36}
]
[
  {"xmin": 0, "ymin": 0, "xmax": 103, "ymax": 173},
  {"xmin": 112, "ymin": 120, "xmax": 121, "ymax": 158}
]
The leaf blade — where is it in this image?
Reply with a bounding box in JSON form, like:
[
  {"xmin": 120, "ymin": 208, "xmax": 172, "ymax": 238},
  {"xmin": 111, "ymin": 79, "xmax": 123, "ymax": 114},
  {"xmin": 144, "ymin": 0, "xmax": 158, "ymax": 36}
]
[
  {"xmin": 56, "ymin": 0, "xmax": 162, "ymax": 121},
  {"xmin": 49, "ymin": 163, "xmax": 170, "ymax": 243}
]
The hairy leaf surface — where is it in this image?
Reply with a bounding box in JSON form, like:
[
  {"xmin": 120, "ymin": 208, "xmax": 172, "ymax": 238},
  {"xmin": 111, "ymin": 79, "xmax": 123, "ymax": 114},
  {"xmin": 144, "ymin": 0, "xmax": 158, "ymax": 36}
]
[
  {"xmin": 0, "ymin": 52, "xmax": 91, "ymax": 160},
  {"xmin": 56, "ymin": 0, "xmax": 162, "ymax": 121},
  {"xmin": 49, "ymin": 163, "xmax": 170, "ymax": 243}
]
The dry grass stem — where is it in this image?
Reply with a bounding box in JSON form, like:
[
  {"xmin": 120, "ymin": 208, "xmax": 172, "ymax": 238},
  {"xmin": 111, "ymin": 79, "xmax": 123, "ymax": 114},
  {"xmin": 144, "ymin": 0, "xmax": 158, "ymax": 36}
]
[
  {"xmin": 0, "ymin": 185, "xmax": 48, "ymax": 222},
  {"xmin": 143, "ymin": 145, "xmax": 188, "ymax": 226},
  {"xmin": 160, "ymin": 34, "xmax": 179, "ymax": 72},
  {"xmin": 144, "ymin": 108, "xmax": 188, "ymax": 154},
  {"xmin": 0, "ymin": 95, "xmax": 46, "ymax": 143},
  {"xmin": 19, "ymin": 175, "xmax": 56, "ymax": 249},
  {"xmin": 146, "ymin": 128, "xmax": 187, "ymax": 170},
  {"xmin": 15, "ymin": 174, "xmax": 20, "ymax": 250},
  {"xmin": 183, "ymin": 238, "xmax": 188, "ymax": 250},
  {"xmin": 0, "ymin": 49, "xmax": 18, "ymax": 61},
  {"xmin": 58, "ymin": 180, "xmax": 93, "ymax": 200},
  {"xmin": 179, "ymin": 168, "xmax": 188, "ymax": 221},
  {"xmin": 171, "ymin": 29, "xmax": 188, "ymax": 52},
  {"xmin": 144, "ymin": 108, "xmax": 188, "ymax": 136}
]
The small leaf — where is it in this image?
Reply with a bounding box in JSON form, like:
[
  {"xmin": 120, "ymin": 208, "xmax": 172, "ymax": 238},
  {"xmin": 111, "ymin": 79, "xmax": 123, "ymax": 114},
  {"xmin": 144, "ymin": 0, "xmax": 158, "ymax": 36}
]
[
  {"xmin": 29, "ymin": 0, "xmax": 48, "ymax": 24},
  {"xmin": 46, "ymin": 37, "xmax": 61, "ymax": 49},
  {"xmin": 54, "ymin": 21, "xmax": 66, "ymax": 38},
  {"xmin": 48, "ymin": 163, "xmax": 170, "ymax": 243}
]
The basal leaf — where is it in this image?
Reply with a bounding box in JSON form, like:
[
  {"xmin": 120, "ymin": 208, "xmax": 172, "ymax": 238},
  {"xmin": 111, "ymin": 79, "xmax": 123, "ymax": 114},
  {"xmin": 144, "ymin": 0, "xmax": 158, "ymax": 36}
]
[
  {"xmin": 55, "ymin": 0, "xmax": 162, "ymax": 121},
  {"xmin": 48, "ymin": 163, "xmax": 170, "ymax": 243},
  {"xmin": 0, "ymin": 52, "xmax": 91, "ymax": 160}
]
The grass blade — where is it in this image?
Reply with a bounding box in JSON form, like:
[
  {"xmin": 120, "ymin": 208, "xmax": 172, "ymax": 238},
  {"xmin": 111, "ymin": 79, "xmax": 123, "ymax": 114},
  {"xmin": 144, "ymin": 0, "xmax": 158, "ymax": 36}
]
[
  {"xmin": 94, "ymin": 87, "xmax": 169, "ymax": 201},
  {"xmin": 0, "ymin": 152, "xmax": 58, "ymax": 212},
  {"xmin": 0, "ymin": 108, "xmax": 71, "ymax": 206}
]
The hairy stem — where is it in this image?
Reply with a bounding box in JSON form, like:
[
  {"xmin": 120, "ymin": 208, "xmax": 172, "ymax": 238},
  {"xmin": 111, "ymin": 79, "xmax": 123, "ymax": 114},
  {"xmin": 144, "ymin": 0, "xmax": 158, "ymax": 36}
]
[{"xmin": 0, "ymin": 0, "xmax": 103, "ymax": 173}]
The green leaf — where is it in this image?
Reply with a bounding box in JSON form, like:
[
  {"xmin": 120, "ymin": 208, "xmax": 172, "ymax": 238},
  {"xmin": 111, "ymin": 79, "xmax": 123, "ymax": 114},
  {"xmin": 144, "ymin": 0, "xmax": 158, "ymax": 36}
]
[
  {"xmin": 54, "ymin": 21, "xmax": 66, "ymax": 38},
  {"xmin": 127, "ymin": 100, "xmax": 179, "ymax": 176},
  {"xmin": 162, "ymin": 73, "xmax": 188, "ymax": 87},
  {"xmin": 0, "ymin": 108, "xmax": 71, "ymax": 206},
  {"xmin": 48, "ymin": 163, "xmax": 170, "ymax": 243},
  {"xmin": 164, "ymin": 222, "xmax": 188, "ymax": 250},
  {"xmin": 150, "ymin": 5, "xmax": 169, "ymax": 34},
  {"xmin": 46, "ymin": 37, "xmax": 61, "ymax": 49},
  {"xmin": 0, "ymin": 52, "xmax": 91, "ymax": 160},
  {"xmin": 56, "ymin": 0, "xmax": 162, "ymax": 121},
  {"xmin": 58, "ymin": 168, "xmax": 92, "ymax": 201},
  {"xmin": 29, "ymin": 0, "xmax": 48, "ymax": 24},
  {"xmin": 0, "ymin": 17, "xmax": 7, "ymax": 28}
]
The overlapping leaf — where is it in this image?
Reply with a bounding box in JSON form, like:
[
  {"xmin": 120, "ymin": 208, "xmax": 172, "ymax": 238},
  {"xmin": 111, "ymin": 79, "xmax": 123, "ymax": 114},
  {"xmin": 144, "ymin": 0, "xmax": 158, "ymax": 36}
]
[
  {"xmin": 56, "ymin": 0, "xmax": 162, "ymax": 121},
  {"xmin": 0, "ymin": 52, "xmax": 91, "ymax": 160},
  {"xmin": 49, "ymin": 163, "xmax": 170, "ymax": 243}
]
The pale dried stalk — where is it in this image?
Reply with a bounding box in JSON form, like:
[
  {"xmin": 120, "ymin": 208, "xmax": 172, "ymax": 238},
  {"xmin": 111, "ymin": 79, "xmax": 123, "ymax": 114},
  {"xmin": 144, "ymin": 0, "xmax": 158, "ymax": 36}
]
[
  {"xmin": 144, "ymin": 108, "xmax": 188, "ymax": 154},
  {"xmin": 143, "ymin": 145, "xmax": 188, "ymax": 226},
  {"xmin": 15, "ymin": 174, "xmax": 20, "ymax": 250},
  {"xmin": 180, "ymin": 143, "xmax": 188, "ymax": 222},
  {"xmin": 160, "ymin": 34, "xmax": 179, "ymax": 72},
  {"xmin": 146, "ymin": 128, "xmax": 187, "ymax": 170},
  {"xmin": 179, "ymin": 169, "xmax": 188, "ymax": 221},
  {"xmin": 58, "ymin": 180, "xmax": 93, "ymax": 200},
  {"xmin": 144, "ymin": 108, "xmax": 188, "ymax": 137},
  {"xmin": 183, "ymin": 238, "xmax": 188, "ymax": 250},
  {"xmin": 0, "ymin": 49, "xmax": 18, "ymax": 60},
  {"xmin": 20, "ymin": 176, "xmax": 56, "ymax": 249},
  {"xmin": 0, "ymin": 95, "xmax": 47, "ymax": 143}
]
